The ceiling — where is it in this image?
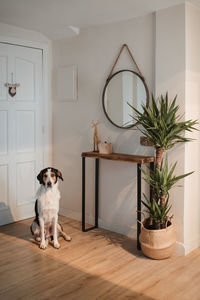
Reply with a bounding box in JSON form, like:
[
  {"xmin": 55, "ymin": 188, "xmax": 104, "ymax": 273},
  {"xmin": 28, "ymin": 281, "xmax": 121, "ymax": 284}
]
[{"xmin": 0, "ymin": 0, "xmax": 198, "ymax": 40}]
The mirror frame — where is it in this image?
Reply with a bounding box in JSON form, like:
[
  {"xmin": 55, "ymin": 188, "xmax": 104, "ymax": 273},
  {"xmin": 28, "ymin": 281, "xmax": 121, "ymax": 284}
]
[{"xmin": 102, "ymin": 69, "xmax": 149, "ymax": 129}]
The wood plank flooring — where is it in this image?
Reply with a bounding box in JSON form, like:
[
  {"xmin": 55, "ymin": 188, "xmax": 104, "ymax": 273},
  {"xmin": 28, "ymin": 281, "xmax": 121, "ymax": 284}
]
[{"xmin": 0, "ymin": 216, "xmax": 200, "ymax": 300}]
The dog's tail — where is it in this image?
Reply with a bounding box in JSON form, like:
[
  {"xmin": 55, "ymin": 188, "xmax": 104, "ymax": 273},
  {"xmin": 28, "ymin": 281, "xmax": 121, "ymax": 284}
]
[
  {"xmin": 35, "ymin": 200, "xmax": 40, "ymax": 225},
  {"xmin": 59, "ymin": 223, "xmax": 64, "ymax": 231},
  {"xmin": 30, "ymin": 223, "xmax": 34, "ymax": 235},
  {"xmin": 30, "ymin": 199, "xmax": 40, "ymax": 236}
]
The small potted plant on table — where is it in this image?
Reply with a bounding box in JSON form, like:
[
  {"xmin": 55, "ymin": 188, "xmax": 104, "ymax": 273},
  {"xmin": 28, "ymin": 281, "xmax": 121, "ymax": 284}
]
[{"xmin": 129, "ymin": 93, "xmax": 198, "ymax": 259}]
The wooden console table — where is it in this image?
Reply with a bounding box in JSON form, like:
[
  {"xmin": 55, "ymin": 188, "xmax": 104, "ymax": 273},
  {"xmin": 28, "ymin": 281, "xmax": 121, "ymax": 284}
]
[{"xmin": 81, "ymin": 151, "xmax": 154, "ymax": 249}]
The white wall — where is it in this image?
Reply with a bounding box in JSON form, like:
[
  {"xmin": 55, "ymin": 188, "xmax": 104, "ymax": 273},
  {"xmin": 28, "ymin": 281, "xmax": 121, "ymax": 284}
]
[
  {"xmin": 155, "ymin": 4, "xmax": 186, "ymax": 252},
  {"xmin": 156, "ymin": 3, "xmax": 200, "ymax": 254},
  {"xmin": 184, "ymin": 3, "xmax": 200, "ymax": 254},
  {"xmin": 53, "ymin": 14, "xmax": 155, "ymax": 238}
]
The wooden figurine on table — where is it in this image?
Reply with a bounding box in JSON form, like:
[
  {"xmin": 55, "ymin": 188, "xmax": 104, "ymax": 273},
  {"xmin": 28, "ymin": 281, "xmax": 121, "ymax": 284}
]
[{"xmin": 91, "ymin": 121, "xmax": 100, "ymax": 152}]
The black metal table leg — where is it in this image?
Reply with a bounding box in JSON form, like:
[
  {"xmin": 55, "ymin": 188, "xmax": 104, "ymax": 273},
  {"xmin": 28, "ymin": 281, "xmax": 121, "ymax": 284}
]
[
  {"xmin": 82, "ymin": 157, "xmax": 86, "ymax": 231},
  {"xmin": 82, "ymin": 157, "xmax": 99, "ymax": 232},
  {"xmin": 95, "ymin": 158, "xmax": 99, "ymax": 227},
  {"xmin": 137, "ymin": 163, "xmax": 141, "ymax": 250}
]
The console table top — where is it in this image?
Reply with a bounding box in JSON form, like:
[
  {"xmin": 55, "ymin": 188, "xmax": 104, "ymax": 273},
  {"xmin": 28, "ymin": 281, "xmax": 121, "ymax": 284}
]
[{"xmin": 82, "ymin": 151, "xmax": 155, "ymax": 164}]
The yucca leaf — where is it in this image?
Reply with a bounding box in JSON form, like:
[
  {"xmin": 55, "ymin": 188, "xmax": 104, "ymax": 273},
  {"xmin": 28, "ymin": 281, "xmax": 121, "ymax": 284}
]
[{"xmin": 128, "ymin": 94, "xmax": 198, "ymax": 150}]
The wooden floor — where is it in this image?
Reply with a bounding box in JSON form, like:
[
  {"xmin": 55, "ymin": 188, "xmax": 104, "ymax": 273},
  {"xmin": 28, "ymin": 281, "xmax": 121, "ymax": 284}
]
[{"xmin": 0, "ymin": 217, "xmax": 200, "ymax": 300}]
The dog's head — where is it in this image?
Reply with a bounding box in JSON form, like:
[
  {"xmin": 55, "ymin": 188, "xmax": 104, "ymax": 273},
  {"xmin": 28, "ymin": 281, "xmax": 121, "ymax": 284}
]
[{"xmin": 37, "ymin": 167, "xmax": 63, "ymax": 188}]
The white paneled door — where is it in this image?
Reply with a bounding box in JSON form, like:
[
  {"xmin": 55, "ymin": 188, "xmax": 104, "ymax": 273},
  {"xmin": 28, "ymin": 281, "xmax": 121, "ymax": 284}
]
[{"xmin": 0, "ymin": 43, "xmax": 44, "ymax": 225}]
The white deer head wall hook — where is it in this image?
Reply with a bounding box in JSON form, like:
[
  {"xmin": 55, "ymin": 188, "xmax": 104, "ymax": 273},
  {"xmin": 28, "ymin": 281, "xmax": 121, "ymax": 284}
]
[{"xmin": 5, "ymin": 72, "xmax": 20, "ymax": 97}]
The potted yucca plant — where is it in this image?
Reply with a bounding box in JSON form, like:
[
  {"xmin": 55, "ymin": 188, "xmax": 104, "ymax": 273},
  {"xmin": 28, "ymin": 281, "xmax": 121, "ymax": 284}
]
[
  {"xmin": 129, "ymin": 93, "xmax": 198, "ymax": 259},
  {"xmin": 141, "ymin": 156, "xmax": 193, "ymax": 229}
]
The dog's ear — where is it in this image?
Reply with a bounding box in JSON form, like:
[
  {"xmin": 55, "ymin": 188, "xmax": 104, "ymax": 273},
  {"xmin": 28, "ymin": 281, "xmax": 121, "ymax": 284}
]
[
  {"xmin": 37, "ymin": 169, "xmax": 46, "ymax": 184},
  {"xmin": 56, "ymin": 169, "xmax": 64, "ymax": 181}
]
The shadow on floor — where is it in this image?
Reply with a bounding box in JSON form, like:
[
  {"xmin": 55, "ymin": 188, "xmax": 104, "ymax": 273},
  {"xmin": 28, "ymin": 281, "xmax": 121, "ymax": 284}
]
[
  {"xmin": 0, "ymin": 220, "xmax": 154, "ymax": 300},
  {"xmin": 91, "ymin": 228, "xmax": 148, "ymax": 259},
  {"xmin": 0, "ymin": 218, "xmax": 34, "ymax": 242},
  {"xmin": 0, "ymin": 215, "xmax": 75, "ymax": 242},
  {"xmin": 0, "ymin": 216, "xmax": 147, "ymax": 259},
  {"xmin": 0, "ymin": 203, "xmax": 14, "ymax": 226}
]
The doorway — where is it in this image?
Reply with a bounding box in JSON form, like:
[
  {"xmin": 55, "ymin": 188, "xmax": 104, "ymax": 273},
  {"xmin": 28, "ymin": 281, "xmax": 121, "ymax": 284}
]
[{"xmin": 0, "ymin": 42, "xmax": 44, "ymax": 225}]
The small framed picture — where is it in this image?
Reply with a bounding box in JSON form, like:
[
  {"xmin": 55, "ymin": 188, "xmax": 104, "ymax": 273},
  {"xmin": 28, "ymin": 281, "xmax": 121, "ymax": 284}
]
[{"xmin": 56, "ymin": 65, "xmax": 77, "ymax": 101}]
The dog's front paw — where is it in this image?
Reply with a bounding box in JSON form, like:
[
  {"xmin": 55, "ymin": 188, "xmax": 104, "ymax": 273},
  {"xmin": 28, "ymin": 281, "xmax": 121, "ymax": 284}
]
[
  {"xmin": 35, "ymin": 236, "xmax": 41, "ymax": 242},
  {"xmin": 40, "ymin": 241, "xmax": 47, "ymax": 250},
  {"xmin": 64, "ymin": 235, "xmax": 72, "ymax": 242},
  {"xmin": 54, "ymin": 241, "xmax": 60, "ymax": 249}
]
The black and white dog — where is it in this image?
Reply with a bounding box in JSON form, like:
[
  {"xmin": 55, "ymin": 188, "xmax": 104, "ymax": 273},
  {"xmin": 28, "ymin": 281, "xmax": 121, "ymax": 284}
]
[{"xmin": 30, "ymin": 167, "xmax": 71, "ymax": 250}]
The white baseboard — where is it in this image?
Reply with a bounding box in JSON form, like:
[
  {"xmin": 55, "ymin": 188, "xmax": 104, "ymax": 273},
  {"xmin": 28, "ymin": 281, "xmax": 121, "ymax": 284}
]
[
  {"xmin": 59, "ymin": 207, "xmax": 81, "ymax": 222},
  {"xmin": 175, "ymin": 238, "xmax": 200, "ymax": 256},
  {"xmin": 59, "ymin": 208, "xmax": 136, "ymax": 238},
  {"xmin": 175, "ymin": 241, "xmax": 187, "ymax": 255},
  {"xmin": 182, "ymin": 236, "xmax": 200, "ymax": 255},
  {"xmin": 98, "ymin": 219, "xmax": 137, "ymax": 239}
]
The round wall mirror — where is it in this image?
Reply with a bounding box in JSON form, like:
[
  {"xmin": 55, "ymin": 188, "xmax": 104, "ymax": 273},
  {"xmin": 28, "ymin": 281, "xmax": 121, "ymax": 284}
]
[{"xmin": 102, "ymin": 70, "xmax": 149, "ymax": 129}]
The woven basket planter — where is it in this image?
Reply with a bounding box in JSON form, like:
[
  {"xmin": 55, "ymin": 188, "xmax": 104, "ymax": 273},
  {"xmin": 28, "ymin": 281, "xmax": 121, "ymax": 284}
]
[{"xmin": 139, "ymin": 219, "xmax": 176, "ymax": 260}]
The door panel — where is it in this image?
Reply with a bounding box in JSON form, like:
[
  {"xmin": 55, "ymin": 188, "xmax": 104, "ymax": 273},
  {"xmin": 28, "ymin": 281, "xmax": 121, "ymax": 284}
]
[
  {"xmin": 0, "ymin": 56, "xmax": 8, "ymax": 101},
  {"xmin": 0, "ymin": 110, "xmax": 8, "ymax": 155},
  {"xmin": 0, "ymin": 43, "xmax": 44, "ymax": 225},
  {"xmin": 15, "ymin": 57, "xmax": 35, "ymax": 102},
  {"xmin": 16, "ymin": 161, "xmax": 36, "ymax": 206},
  {"xmin": 16, "ymin": 110, "xmax": 35, "ymax": 153},
  {"xmin": 0, "ymin": 164, "xmax": 8, "ymax": 209}
]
